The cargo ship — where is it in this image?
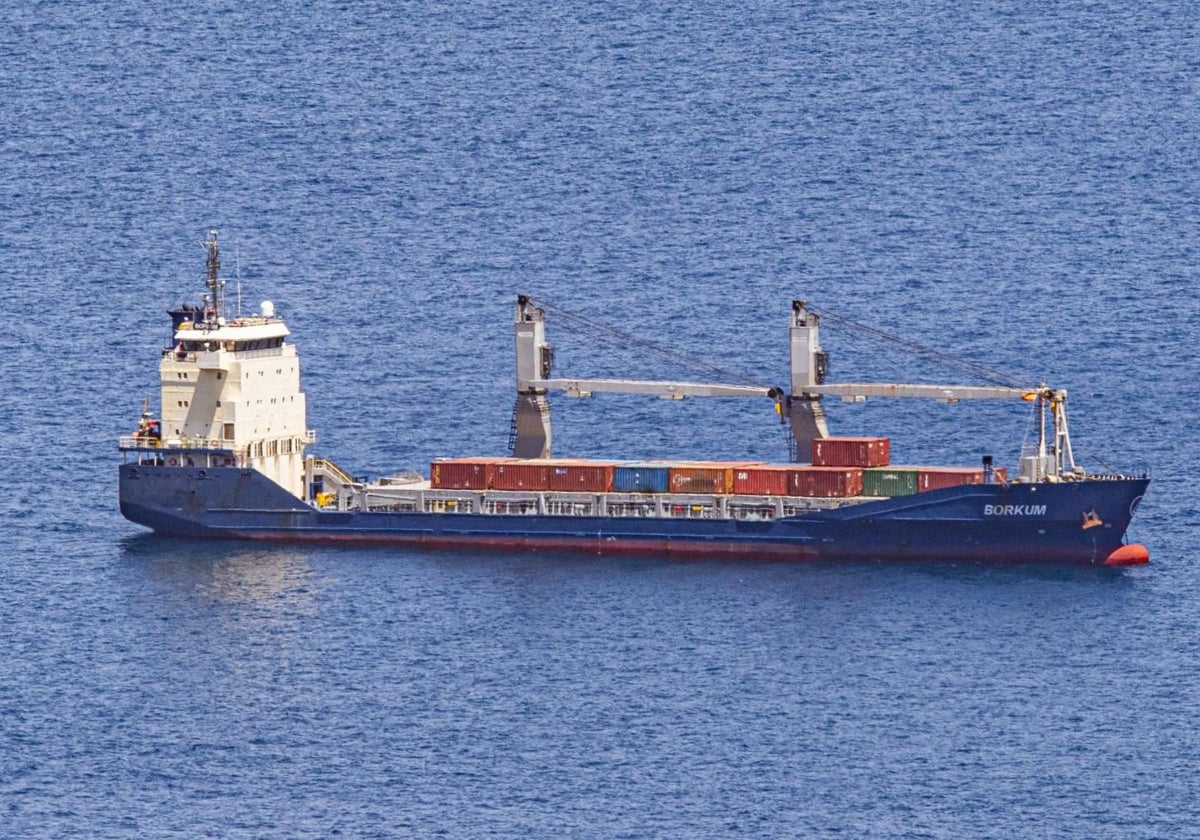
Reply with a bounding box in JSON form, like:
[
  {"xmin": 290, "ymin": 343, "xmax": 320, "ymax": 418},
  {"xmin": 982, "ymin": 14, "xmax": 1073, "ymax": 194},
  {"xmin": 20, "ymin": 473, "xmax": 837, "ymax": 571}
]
[{"xmin": 118, "ymin": 233, "xmax": 1150, "ymax": 565}]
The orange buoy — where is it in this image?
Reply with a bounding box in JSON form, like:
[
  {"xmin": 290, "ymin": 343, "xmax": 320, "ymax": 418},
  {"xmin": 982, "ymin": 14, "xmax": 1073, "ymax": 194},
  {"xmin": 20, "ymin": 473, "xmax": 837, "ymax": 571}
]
[{"xmin": 1103, "ymin": 543, "xmax": 1150, "ymax": 566}]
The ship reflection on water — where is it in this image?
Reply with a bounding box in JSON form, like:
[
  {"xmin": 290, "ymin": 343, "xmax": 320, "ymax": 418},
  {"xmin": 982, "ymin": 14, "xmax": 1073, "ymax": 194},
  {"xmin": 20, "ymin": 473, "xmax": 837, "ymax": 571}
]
[{"xmin": 119, "ymin": 534, "xmax": 321, "ymax": 609}]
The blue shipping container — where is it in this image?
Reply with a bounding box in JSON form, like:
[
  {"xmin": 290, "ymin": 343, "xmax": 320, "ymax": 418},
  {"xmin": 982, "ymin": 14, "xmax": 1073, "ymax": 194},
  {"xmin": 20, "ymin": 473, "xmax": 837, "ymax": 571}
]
[{"xmin": 612, "ymin": 463, "xmax": 670, "ymax": 493}]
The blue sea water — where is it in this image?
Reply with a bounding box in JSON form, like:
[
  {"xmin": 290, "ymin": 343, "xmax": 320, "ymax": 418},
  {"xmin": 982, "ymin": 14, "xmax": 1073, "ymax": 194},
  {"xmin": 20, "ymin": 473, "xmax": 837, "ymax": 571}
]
[{"xmin": 2, "ymin": 0, "xmax": 1199, "ymax": 836}]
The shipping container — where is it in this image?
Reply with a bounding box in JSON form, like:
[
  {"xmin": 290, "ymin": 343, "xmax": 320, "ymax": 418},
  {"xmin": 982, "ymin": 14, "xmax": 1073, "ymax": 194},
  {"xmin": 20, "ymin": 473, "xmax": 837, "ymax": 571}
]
[
  {"xmin": 430, "ymin": 457, "xmax": 511, "ymax": 490},
  {"xmin": 667, "ymin": 462, "xmax": 763, "ymax": 495},
  {"xmin": 918, "ymin": 466, "xmax": 1008, "ymax": 491},
  {"xmin": 668, "ymin": 464, "xmax": 736, "ymax": 494},
  {"xmin": 493, "ymin": 460, "xmax": 550, "ymax": 491},
  {"xmin": 862, "ymin": 467, "xmax": 920, "ymax": 497},
  {"xmin": 546, "ymin": 459, "xmax": 615, "ymax": 493},
  {"xmin": 790, "ymin": 466, "xmax": 864, "ymax": 497},
  {"xmin": 811, "ymin": 436, "xmax": 890, "ymax": 467},
  {"xmin": 613, "ymin": 463, "xmax": 670, "ymax": 493},
  {"xmin": 733, "ymin": 465, "xmax": 793, "ymax": 496}
]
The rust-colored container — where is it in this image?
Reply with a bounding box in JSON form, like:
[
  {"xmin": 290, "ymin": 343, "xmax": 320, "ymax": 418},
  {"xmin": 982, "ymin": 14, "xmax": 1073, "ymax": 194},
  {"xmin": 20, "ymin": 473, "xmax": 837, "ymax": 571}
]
[
  {"xmin": 546, "ymin": 459, "xmax": 615, "ymax": 493},
  {"xmin": 493, "ymin": 460, "xmax": 550, "ymax": 491},
  {"xmin": 790, "ymin": 466, "xmax": 864, "ymax": 497},
  {"xmin": 668, "ymin": 463, "xmax": 740, "ymax": 494},
  {"xmin": 811, "ymin": 436, "xmax": 890, "ymax": 467},
  {"xmin": 732, "ymin": 465, "xmax": 793, "ymax": 496},
  {"xmin": 430, "ymin": 457, "xmax": 510, "ymax": 490},
  {"xmin": 918, "ymin": 466, "xmax": 1008, "ymax": 491}
]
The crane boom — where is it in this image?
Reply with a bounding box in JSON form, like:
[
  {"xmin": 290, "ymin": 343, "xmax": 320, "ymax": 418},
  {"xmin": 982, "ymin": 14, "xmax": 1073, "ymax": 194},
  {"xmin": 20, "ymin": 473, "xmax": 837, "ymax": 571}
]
[
  {"xmin": 509, "ymin": 294, "xmax": 1073, "ymax": 476},
  {"xmin": 801, "ymin": 383, "xmax": 1035, "ymax": 401},
  {"xmin": 529, "ymin": 378, "xmax": 774, "ymax": 399}
]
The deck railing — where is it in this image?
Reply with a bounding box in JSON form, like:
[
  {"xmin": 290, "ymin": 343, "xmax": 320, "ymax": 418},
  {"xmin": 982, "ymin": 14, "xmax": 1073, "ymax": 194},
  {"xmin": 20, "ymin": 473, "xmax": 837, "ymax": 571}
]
[
  {"xmin": 120, "ymin": 431, "xmax": 315, "ymax": 451},
  {"xmin": 314, "ymin": 458, "xmax": 356, "ymax": 487},
  {"xmin": 119, "ymin": 436, "xmax": 237, "ymax": 450}
]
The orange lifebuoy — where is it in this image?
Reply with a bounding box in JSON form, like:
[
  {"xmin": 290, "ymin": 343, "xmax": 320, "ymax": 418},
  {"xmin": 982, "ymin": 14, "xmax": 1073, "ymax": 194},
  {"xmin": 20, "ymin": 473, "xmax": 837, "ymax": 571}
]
[{"xmin": 210, "ymin": 439, "xmax": 220, "ymax": 448}]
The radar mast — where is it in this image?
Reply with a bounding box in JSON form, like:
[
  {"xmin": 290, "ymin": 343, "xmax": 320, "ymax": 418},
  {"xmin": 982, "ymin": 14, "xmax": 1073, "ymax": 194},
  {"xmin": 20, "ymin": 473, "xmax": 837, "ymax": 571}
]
[{"xmin": 202, "ymin": 230, "xmax": 226, "ymax": 325}]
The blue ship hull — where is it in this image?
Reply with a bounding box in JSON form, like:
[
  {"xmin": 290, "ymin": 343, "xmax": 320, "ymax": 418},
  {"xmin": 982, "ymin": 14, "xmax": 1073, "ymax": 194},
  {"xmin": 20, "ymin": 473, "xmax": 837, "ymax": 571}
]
[{"xmin": 118, "ymin": 464, "xmax": 1149, "ymax": 565}]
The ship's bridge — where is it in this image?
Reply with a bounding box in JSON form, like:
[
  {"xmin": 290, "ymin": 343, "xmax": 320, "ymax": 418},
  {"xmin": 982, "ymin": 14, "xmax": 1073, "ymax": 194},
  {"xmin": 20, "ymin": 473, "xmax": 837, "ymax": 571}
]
[{"xmin": 170, "ymin": 317, "xmax": 292, "ymax": 370}]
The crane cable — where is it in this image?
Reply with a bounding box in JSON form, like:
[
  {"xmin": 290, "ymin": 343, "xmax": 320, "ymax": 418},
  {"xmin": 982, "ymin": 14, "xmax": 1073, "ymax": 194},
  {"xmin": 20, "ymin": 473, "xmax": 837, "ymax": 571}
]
[
  {"xmin": 530, "ymin": 297, "xmax": 1032, "ymax": 392},
  {"xmin": 530, "ymin": 297, "xmax": 772, "ymax": 389},
  {"xmin": 807, "ymin": 305, "xmax": 1032, "ymax": 389}
]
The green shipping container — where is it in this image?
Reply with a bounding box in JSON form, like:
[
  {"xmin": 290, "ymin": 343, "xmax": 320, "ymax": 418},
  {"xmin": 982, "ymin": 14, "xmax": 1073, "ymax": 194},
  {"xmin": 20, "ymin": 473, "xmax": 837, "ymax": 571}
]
[{"xmin": 862, "ymin": 467, "xmax": 920, "ymax": 497}]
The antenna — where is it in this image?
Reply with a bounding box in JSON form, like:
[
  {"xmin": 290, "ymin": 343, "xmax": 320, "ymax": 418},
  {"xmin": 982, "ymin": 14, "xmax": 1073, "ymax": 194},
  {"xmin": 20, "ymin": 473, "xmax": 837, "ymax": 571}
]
[
  {"xmin": 202, "ymin": 230, "xmax": 226, "ymax": 324},
  {"xmin": 235, "ymin": 241, "xmax": 243, "ymax": 317}
]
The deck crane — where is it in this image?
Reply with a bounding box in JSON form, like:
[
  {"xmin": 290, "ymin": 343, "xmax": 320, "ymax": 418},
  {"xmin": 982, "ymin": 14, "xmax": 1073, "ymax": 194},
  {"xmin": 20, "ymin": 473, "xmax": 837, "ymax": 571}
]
[{"xmin": 511, "ymin": 296, "xmax": 1076, "ymax": 481}]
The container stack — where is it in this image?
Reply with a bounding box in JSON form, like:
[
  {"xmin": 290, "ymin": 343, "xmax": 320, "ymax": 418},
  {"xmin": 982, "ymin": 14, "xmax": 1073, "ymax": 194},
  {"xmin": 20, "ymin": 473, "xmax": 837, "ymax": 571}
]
[
  {"xmin": 796, "ymin": 436, "xmax": 891, "ymax": 498},
  {"xmin": 430, "ymin": 457, "xmax": 619, "ymax": 492},
  {"xmin": 430, "ymin": 439, "xmax": 996, "ymax": 501},
  {"xmin": 917, "ymin": 466, "xmax": 1008, "ymax": 491},
  {"xmin": 862, "ymin": 465, "xmax": 1010, "ymax": 497}
]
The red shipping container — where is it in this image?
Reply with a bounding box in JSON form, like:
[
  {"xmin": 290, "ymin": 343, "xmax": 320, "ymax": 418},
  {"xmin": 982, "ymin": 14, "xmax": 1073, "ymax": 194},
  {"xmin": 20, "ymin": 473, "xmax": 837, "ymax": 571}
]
[
  {"xmin": 430, "ymin": 457, "xmax": 511, "ymax": 490},
  {"xmin": 732, "ymin": 465, "xmax": 793, "ymax": 496},
  {"xmin": 918, "ymin": 466, "xmax": 1009, "ymax": 491},
  {"xmin": 493, "ymin": 460, "xmax": 550, "ymax": 491},
  {"xmin": 789, "ymin": 466, "xmax": 864, "ymax": 498},
  {"xmin": 546, "ymin": 459, "xmax": 615, "ymax": 493},
  {"xmin": 811, "ymin": 436, "xmax": 890, "ymax": 467}
]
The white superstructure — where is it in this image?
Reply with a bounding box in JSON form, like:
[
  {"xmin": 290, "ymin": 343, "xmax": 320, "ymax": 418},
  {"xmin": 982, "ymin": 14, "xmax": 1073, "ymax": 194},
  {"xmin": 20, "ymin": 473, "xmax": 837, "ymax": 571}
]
[{"xmin": 129, "ymin": 231, "xmax": 314, "ymax": 497}]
